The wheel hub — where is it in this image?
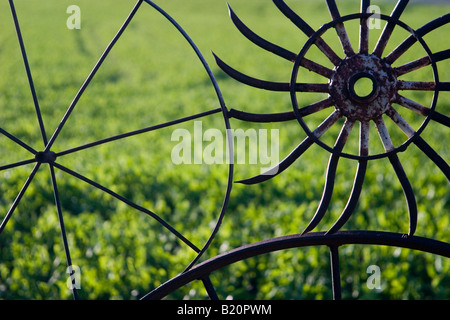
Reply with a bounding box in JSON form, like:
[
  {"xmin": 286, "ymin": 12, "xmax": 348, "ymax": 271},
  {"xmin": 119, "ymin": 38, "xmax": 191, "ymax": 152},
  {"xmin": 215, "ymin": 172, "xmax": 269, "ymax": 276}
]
[{"xmin": 329, "ymin": 54, "xmax": 397, "ymax": 121}]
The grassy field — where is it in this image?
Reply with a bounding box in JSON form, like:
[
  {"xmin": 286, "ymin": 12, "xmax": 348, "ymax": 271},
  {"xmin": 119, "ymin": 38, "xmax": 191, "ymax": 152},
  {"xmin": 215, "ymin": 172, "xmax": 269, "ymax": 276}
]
[{"xmin": 0, "ymin": 0, "xmax": 449, "ymax": 299}]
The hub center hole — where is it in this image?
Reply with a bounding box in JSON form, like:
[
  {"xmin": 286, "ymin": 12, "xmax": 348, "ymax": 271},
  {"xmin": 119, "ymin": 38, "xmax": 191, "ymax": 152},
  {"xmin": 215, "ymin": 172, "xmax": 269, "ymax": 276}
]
[{"xmin": 348, "ymin": 72, "xmax": 378, "ymax": 102}]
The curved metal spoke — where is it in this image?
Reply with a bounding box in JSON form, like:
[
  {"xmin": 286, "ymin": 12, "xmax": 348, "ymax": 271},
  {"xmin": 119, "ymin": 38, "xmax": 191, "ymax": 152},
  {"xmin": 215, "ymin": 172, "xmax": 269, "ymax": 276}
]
[
  {"xmin": 56, "ymin": 107, "xmax": 222, "ymax": 158},
  {"xmin": 0, "ymin": 163, "xmax": 41, "ymax": 235},
  {"xmin": 327, "ymin": 121, "xmax": 369, "ymax": 234},
  {"xmin": 386, "ymin": 107, "xmax": 449, "ymax": 180},
  {"xmin": 227, "ymin": 4, "xmax": 333, "ymax": 78},
  {"xmin": 227, "ymin": 4, "xmax": 296, "ymax": 62},
  {"xmin": 228, "ymin": 108, "xmax": 296, "ymax": 123},
  {"xmin": 52, "ymin": 162, "xmax": 201, "ymax": 253},
  {"xmin": 415, "ymin": 136, "xmax": 450, "ymax": 181},
  {"xmin": 272, "ymin": 0, "xmax": 341, "ymax": 66},
  {"xmin": 302, "ymin": 119, "xmax": 354, "ymax": 235},
  {"xmin": 386, "ymin": 13, "xmax": 450, "ymax": 64},
  {"xmin": 359, "ymin": 0, "xmax": 370, "ymax": 54},
  {"xmin": 237, "ymin": 110, "xmax": 342, "ymax": 185},
  {"xmin": 374, "ymin": 116, "xmax": 417, "ymax": 236},
  {"xmin": 213, "ymin": 53, "xmax": 329, "ymax": 92},
  {"xmin": 373, "ymin": 0, "xmax": 410, "ymax": 57},
  {"xmin": 326, "ymin": 0, "xmax": 354, "ymax": 56},
  {"xmin": 9, "ymin": 0, "xmax": 48, "ymax": 146}
]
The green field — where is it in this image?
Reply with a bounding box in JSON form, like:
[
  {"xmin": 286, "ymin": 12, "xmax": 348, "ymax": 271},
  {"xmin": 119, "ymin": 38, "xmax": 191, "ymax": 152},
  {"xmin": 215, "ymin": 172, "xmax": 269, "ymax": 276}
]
[{"xmin": 0, "ymin": 0, "xmax": 449, "ymax": 299}]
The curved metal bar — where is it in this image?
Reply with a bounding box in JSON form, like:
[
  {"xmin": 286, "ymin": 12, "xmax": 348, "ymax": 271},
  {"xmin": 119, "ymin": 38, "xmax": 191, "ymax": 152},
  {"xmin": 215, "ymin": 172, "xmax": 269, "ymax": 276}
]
[
  {"xmin": 141, "ymin": 230, "xmax": 450, "ymax": 300},
  {"xmin": 227, "ymin": 4, "xmax": 333, "ymax": 78},
  {"xmin": 236, "ymin": 136, "xmax": 314, "ymax": 185},
  {"xmin": 272, "ymin": 0, "xmax": 341, "ymax": 66},
  {"xmin": 140, "ymin": 0, "xmax": 235, "ymax": 273},
  {"xmin": 228, "ymin": 97, "xmax": 333, "ymax": 124},
  {"xmin": 386, "ymin": 13, "xmax": 450, "ymax": 64},
  {"xmin": 236, "ymin": 111, "xmax": 341, "ymax": 185},
  {"xmin": 414, "ymin": 136, "xmax": 450, "ymax": 181},
  {"xmin": 389, "ymin": 154, "xmax": 418, "ymax": 236},
  {"xmin": 373, "ymin": 0, "xmax": 410, "ymax": 57},
  {"xmin": 302, "ymin": 120, "xmax": 354, "ymax": 235},
  {"xmin": 213, "ymin": 53, "xmax": 329, "ymax": 92},
  {"xmin": 228, "ymin": 109, "xmax": 296, "ymax": 123},
  {"xmin": 327, "ymin": 121, "xmax": 369, "ymax": 234},
  {"xmin": 386, "ymin": 107, "xmax": 449, "ymax": 181},
  {"xmin": 374, "ymin": 117, "xmax": 417, "ymax": 236},
  {"xmin": 227, "ymin": 3, "xmax": 297, "ymax": 62}
]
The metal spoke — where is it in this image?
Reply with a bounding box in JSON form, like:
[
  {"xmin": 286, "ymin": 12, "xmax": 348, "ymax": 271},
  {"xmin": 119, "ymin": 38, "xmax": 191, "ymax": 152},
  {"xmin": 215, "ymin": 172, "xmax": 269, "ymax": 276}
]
[
  {"xmin": 44, "ymin": 0, "xmax": 143, "ymax": 152},
  {"xmin": 385, "ymin": 13, "xmax": 450, "ymax": 64},
  {"xmin": 395, "ymin": 49, "xmax": 450, "ymax": 76},
  {"xmin": 9, "ymin": 0, "xmax": 48, "ymax": 146},
  {"xmin": 302, "ymin": 119, "xmax": 354, "ymax": 235},
  {"xmin": 213, "ymin": 53, "xmax": 329, "ymax": 92},
  {"xmin": 326, "ymin": 0, "xmax": 354, "ymax": 56},
  {"xmin": 0, "ymin": 127, "xmax": 37, "ymax": 155},
  {"xmin": 201, "ymin": 276, "xmax": 219, "ymax": 300},
  {"xmin": 329, "ymin": 245, "xmax": 342, "ymax": 300},
  {"xmin": 48, "ymin": 164, "xmax": 78, "ymax": 300},
  {"xmin": 0, "ymin": 158, "xmax": 37, "ymax": 172},
  {"xmin": 374, "ymin": 116, "xmax": 417, "ymax": 236},
  {"xmin": 237, "ymin": 110, "xmax": 342, "ymax": 185},
  {"xmin": 395, "ymin": 94, "xmax": 431, "ymax": 117},
  {"xmin": 415, "ymin": 136, "xmax": 450, "ymax": 181},
  {"xmin": 227, "ymin": 4, "xmax": 333, "ymax": 78},
  {"xmin": 386, "ymin": 107, "xmax": 449, "ymax": 180},
  {"xmin": 56, "ymin": 107, "xmax": 222, "ymax": 158},
  {"xmin": 0, "ymin": 163, "xmax": 41, "ymax": 235},
  {"xmin": 395, "ymin": 95, "xmax": 450, "ymax": 127},
  {"xmin": 229, "ymin": 97, "xmax": 333, "ymax": 123},
  {"xmin": 327, "ymin": 121, "xmax": 369, "ymax": 234},
  {"xmin": 228, "ymin": 109, "xmax": 296, "ymax": 123},
  {"xmin": 272, "ymin": 0, "xmax": 341, "ymax": 66},
  {"xmin": 373, "ymin": 0, "xmax": 410, "ymax": 57},
  {"xmin": 359, "ymin": 0, "xmax": 370, "ymax": 54},
  {"xmin": 52, "ymin": 162, "xmax": 201, "ymax": 253}
]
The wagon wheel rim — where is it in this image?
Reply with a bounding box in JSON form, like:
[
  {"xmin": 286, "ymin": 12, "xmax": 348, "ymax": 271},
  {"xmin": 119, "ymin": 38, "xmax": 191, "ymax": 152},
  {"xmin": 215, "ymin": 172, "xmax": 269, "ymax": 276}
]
[{"xmin": 0, "ymin": 0, "xmax": 233, "ymax": 299}]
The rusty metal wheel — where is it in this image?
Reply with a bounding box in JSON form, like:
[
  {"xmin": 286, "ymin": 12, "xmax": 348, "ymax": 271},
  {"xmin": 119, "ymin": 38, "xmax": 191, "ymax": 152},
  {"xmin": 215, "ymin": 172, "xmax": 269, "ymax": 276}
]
[{"xmin": 214, "ymin": 0, "xmax": 449, "ymax": 237}]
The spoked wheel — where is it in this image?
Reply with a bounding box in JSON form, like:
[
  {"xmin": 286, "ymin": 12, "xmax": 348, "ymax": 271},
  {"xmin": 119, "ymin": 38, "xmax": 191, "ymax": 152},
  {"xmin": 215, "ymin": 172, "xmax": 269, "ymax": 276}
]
[
  {"xmin": 150, "ymin": 0, "xmax": 449, "ymax": 300},
  {"xmin": 214, "ymin": 0, "xmax": 449, "ymax": 236},
  {"xmin": 0, "ymin": 0, "xmax": 233, "ymax": 299}
]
